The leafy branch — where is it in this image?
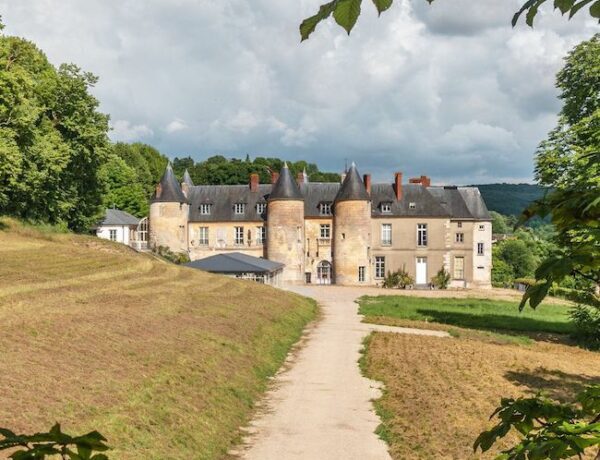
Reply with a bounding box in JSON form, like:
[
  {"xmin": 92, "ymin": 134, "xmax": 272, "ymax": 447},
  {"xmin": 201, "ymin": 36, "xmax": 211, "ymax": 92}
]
[{"xmin": 300, "ymin": 0, "xmax": 600, "ymax": 41}]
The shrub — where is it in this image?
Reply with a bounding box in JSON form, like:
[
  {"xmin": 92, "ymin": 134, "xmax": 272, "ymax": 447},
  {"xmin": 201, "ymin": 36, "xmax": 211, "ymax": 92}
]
[
  {"xmin": 382, "ymin": 268, "xmax": 413, "ymax": 289},
  {"xmin": 431, "ymin": 268, "xmax": 451, "ymax": 289},
  {"xmin": 570, "ymin": 305, "xmax": 600, "ymax": 350},
  {"xmin": 153, "ymin": 245, "xmax": 190, "ymax": 264}
]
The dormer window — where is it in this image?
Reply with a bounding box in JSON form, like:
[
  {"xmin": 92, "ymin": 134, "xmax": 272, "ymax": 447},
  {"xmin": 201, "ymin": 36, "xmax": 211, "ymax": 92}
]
[
  {"xmin": 256, "ymin": 202, "xmax": 267, "ymax": 214},
  {"xmin": 381, "ymin": 202, "xmax": 392, "ymax": 213},
  {"xmin": 409, "ymin": 202, "xmax": 416, "ymax": 209},
  {"xmin": 199, "ymin": 204, "xmax": 212, "ymax": 215},
  {"xmin": 234, "ymin": 203, "xmax": 246, "ymax": 215},
  {"xmin": 319, "ymin": 202, "xmax": 332, "ymax": 216}
]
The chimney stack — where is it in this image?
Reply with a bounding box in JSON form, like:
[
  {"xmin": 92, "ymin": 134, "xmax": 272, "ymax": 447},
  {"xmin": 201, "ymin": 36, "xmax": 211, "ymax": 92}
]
[
  {"xmin": 250, "ymin": 173, "xmax": 259, "ymax": 192},
  {"xmin": 363, "ymin": 174, "xmax": 371, "ymax": 195},
  {"xmin": 271, "ymin": 171, "xmax": 280, "ymax": 184},
  {"xmin": 394, "ymin": 172, "xmax": 403, "ymax": 201},
  {"xmin": 409, "ymin": 175, "xmax": 431, "ymax": 187}
]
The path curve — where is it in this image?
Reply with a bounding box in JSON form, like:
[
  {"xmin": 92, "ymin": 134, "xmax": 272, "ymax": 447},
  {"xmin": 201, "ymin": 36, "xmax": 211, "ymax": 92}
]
[{"xmin": 235, "ymin": 285, "xmax": 449, "ymax": 460}]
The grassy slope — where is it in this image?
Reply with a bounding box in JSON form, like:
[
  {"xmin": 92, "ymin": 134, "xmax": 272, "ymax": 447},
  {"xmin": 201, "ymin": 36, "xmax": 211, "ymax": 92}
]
[
  {"xmin": 359, "ymin": 295, "xmax": 600, "ymax": 459},
  {"xmin": 0, "ymin": 218, "xmax": 316, "ymax": 459}
]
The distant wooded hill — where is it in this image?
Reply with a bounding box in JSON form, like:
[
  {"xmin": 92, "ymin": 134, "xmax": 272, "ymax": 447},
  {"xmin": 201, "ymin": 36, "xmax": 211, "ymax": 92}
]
[{"xmin": 472, "ymin": 184, "xmax": 548, "ymax": 216}]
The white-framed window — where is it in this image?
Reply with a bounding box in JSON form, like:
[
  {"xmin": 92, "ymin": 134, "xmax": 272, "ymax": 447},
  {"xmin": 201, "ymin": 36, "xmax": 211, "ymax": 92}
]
[
  {"xmin": 409, "ymin": 202, "xmax": 416, "ymax": 209},
  {"xmin": 109, "ymin": 229, "xmax": 117, "ymax": 241},
  {"xmin": 320, "ymin": 224, "xmax": 331, "ymax": 239},
  {"xmin": 375, "ymin": 256, "xmax": 386, "ymax": 279},
  {"xmin": 234, "ymin": 203, "xmax": 246, "ymax": 215},
  {"xmin": 479, "ymin": 224, "xmax": 485, "ymax": 231},
  {"xmin": 358, "ymin": 266, "xmax": 366, "ymax": 282},
  {"xmin": 256, "ymin": 226, "xmax": 266, "ymax": 244},
  {"xmin": 381, "ymin": 223, "xmax": 392, "ymax": 246},
  {"xmin": 199, "ymin": 204, "xmax": 212, "ymax": 215},
  {"xmin": 234, "ymin": 226, "xmax": 244, "ymax": 245},
  {"xmin": 454, "ymin": 256, "xmax": 465, "ymax": 279},
  {"xmin": 381, "ymin": 202, "xmax": 392, "ymax": 213},
  {"xmin": 198, "ymin": 227, "xmax": 209, "ymax": 245},
  {"xmin": 297, "ymin": 226, "xmax": 302, "ymax": 243},
  {"xmin": 477, "ymin": 242, "xmax": 485, "ymax": 255},
  {"xmin": 319, "ymin": 202, "xmax": 332, "ymax": 216},
  {"xmin": 256, "ymin": 202, "xmax": 266, "ymax": 214},
  {"xmin": 456, "ymin": 232, "xmax": 464, "ymax": 243},
  {"xmin": 457, "ymin": 221, "xmax": 463, "ymax": 228},
  {"xmin": 417, "ymin": 223, "xmax": 428, "ymax": 247}
]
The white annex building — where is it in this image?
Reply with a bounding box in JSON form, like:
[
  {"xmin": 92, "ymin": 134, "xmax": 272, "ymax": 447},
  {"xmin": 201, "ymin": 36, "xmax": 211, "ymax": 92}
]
[{"xmin": 95, "ymin": 208, "xmax": 148, "ymax": 250}]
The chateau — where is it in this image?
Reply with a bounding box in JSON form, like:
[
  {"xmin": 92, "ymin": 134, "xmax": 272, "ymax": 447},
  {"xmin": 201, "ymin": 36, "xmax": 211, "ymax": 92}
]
[{"xmin": 149, "ymin": 162, "xmax": 492, "ymax": 287}]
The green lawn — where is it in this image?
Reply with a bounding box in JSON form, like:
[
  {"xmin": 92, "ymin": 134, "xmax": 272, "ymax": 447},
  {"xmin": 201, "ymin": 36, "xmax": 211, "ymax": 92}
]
[{"xmin": 359, "ymin": 296, "xmax": 574, "ymax": 336}]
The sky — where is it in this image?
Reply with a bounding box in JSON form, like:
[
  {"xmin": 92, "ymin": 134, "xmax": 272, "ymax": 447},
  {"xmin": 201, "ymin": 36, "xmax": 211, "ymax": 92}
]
[{"xmin": 0, "ymin": 1, "xmax": 597, "ymax": 184}]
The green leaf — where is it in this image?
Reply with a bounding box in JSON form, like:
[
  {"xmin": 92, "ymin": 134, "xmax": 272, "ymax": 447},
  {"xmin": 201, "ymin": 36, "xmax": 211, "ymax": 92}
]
[
  {"xmin": 554, "ymin": 0, "xmax": 576, "ymax": 13},
  {"xmin": 512, "ymin": 0, "xmax": 538, "ymax": 26},
  {"xmin": 569, "ymin": 0, "xmax": 594, "ymax": 17},
  {"xmin": 300, "ymin": 1, "xmax": 338, "ymax": 41},
  {"xmin": 590, "ymin": 0, "xmax": 600, "ymax": 16},
  {"xmin": 333, "ymin": 0, "xmax": 363, "ymax": 35},
  {"xmin": 372, "ymin": 0, "xmax": 393, "ymax": 15}
]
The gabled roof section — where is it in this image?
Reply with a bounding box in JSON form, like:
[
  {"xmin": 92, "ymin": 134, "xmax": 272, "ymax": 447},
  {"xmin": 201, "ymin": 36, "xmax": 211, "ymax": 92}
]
[
  {"xmin": 98, "ymin": 208, "xmax": 140, "ymax": 226},
  {"xmin": 334, "ymin": 163, "xmax": 370, "ymax": 203},
  {"xmin": 269, "ymin": 163, "xmax": 303, "ymax": 201},
  {"xmin": 185, "ymin": 252, "xmax": 284, "ymax": 274},
  {"xmin": 188, "ymin": 184, "xmax": 271, "ymax": 222},
  {"xmin": 182, "ymin": 169, "xmax": 194, "ymax": 187},
  {"xmin": 371, "ymin": 184, "xmax": 448, "ymax": 217},
  {"xmin": 426, "ymin": 186, "xmax": 491, "ymax": 220},
  {"xmin": 151, "ymin": 163, "xmax": 188, "ymax": 203}
]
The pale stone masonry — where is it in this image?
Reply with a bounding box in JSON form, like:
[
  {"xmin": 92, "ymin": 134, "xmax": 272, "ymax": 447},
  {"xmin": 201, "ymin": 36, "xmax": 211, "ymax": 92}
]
[{"xmin": 149, "ymin": 162, "xmax": 492, "ymax": 288}]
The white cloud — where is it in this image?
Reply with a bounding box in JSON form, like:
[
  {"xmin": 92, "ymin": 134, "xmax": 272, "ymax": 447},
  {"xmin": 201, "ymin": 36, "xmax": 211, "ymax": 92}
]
[
  {"xmin": 110, "ymin": 120, "xmax": 154, "ymax": 142},
  {"xmin": 165, "ymin": 118, "xmax": 189, "ymax": 133}
]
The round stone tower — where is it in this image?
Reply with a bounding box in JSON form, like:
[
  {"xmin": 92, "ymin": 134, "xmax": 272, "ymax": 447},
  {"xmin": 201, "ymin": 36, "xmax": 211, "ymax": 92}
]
[
  {"xmin": 267, "ymin": 163, "xmax": 305, "ymax": 283},
  {"xmin": 333, "ymin": 162, "xmax": 371, "ymax": 285},
  {"xmin": 149, "ymin": 163, "xmax": 190, "ymax": 254}
]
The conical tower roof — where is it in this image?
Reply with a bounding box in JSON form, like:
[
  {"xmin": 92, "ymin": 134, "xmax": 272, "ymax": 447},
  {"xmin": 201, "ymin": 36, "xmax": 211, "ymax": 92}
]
[
  {"xmin": 182, "ymin": 169, "xmax": 194, "ymax": 187},
  {"xmin": 334, "ymin": 162, "xmax": 370, "ymax": 202},
  {"xmin": 269, "ymin": 163, "xmax": 303, "ymax": 201},
  {"xmin": 151, "ymin": 163, "xmax": 188, "ymax": 203}
]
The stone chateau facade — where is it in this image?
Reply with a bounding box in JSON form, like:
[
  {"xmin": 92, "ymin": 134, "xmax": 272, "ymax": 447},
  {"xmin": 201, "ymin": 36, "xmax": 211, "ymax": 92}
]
[{"xmin": 149, "ymin": 162, "xmax": 492, "ymax": 287}]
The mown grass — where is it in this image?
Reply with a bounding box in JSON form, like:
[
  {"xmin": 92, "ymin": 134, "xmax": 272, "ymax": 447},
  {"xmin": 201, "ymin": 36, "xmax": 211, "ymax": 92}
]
[
  {"xmin": 359, "ymin": 295, "xmax": 574, "ymax": 337},
  {"xmin": 0, "ymin": 217, "xmax": 317, "ymax": 459}
]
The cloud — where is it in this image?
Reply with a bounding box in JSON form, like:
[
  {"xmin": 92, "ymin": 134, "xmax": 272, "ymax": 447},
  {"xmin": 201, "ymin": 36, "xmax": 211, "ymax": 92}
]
[{"xmin": 0, "ymin": 0, "xmax": 597, "ymax": 183}]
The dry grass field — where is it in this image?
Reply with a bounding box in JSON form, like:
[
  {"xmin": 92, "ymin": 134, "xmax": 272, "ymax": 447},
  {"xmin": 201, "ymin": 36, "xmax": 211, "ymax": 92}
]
[
  {"xmin": 0, "ymin": 218, "xmax": 316, "ymax": 459},
  {"xmin": 360, "ymin": 300, "xmax": 600, "ymax": 459}
]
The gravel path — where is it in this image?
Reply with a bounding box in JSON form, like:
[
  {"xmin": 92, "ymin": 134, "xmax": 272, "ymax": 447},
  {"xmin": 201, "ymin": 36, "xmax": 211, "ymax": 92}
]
[{"xmin": 235, "ymin": 285, "xmax": 449, "ymax": 460}]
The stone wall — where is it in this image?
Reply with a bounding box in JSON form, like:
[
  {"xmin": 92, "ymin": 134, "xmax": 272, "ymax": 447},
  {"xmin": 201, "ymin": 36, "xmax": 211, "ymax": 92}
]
[
  {"xmin": 267, "ymin": 200, "xmax": 305, "ymax": 283},
  {"xmin": 149, "ymin": 202, "xmax": 189, "ymax": 254},
  {"xmin": 187, "ymin": 221, "xmax": 266, "ymax": 261},
  {"xmin": 333, "ymin": 200, "xmax": 371, "ymax": 285}
]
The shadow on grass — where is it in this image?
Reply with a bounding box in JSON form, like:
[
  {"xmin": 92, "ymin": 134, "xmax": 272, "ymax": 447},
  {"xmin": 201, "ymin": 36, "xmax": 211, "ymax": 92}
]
[
  {"xmin": 0, "ymin": 220, "xmax": 8, "ymax": 231},
  {"xmin": 504, "ymin": 367, "xmax": 600, "ymax": 402},
  {"xmin": 415, "ymin": 309, "xmax": 573, "ymax": 337}
]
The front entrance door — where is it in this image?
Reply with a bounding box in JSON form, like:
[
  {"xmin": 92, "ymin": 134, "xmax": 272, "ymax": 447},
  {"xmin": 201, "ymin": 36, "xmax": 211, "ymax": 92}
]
[
  {"xmin": 317, "ymin": 261, "xmax": 332, "ymax": 285},
  {"xmin": 416, "ymin": 257, "xmax": 427, "ymax": 285}
]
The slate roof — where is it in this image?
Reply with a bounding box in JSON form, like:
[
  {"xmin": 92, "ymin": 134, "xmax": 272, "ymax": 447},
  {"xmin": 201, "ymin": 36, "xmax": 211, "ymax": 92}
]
[
  {"xmin": 182, "ymin": 169, "xmax": 194, "ymax": 187},
  {"xmin": 185, "ymin": 252, "xmax": 284, "ymax": 274},
  {"xmin": 269, "ymin": 163, "xmax": 303, "ymax": 201},
  {"xmin": 188, "ymin": 184, "xmax": 271, "ymax": 222},
  {"xmin": 150, "ymin": 163, "xmax": 188, "ymax": 203},
  {"xmin": 98, "ymin": 208, "xmax": 140, "ymax": 226},
  {"xmin": 335, "ymin": 163, "xmax": 370, "ymax": 203}
]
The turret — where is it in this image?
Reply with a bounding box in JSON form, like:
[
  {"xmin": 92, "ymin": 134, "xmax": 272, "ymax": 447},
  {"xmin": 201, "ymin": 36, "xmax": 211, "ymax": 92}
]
[
  {"xmin": 181, "ymin": 169, "xmax": 194, "ymax": 198},
  {"xmin": 267, "ymin": 163, "xmax": 305, "ymax": 283},
  {"xmin": 333, "ymin": 162, "xmax": 371, "ymax": 285},
  {"xmin": 149, "ymin": 163, "xmax": 190, "ymax": 254}
]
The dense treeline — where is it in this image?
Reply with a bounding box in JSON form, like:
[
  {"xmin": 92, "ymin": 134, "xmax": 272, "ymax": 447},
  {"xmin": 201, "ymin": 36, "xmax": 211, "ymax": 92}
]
[
  {"xmin": 473, "ymin": 183, "xmax": 548, "ymax": 216},
  {"xmin": 172, "ymin": 155, "xmax": 340, "ymax": 185}
]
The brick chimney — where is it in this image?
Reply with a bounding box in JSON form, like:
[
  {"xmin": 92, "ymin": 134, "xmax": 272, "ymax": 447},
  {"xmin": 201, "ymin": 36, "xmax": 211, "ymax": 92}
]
[
  {"xmin": 271, "ymin": 171, "xmax": 279, "ymax": 184},
  {"xmin": 394, "ymin": 172, "xmax": 403, "ymax": 201},
  {"xmin": 409, "ymin": 175, "xmax": 431, "ymax": 187},
  {"xmin": 363, "ymin": 174, "xmax": 371, "ymax": 195},
  {"xmin": 250, "ymin": 173, "xmax": 259, "ymax": 192}
]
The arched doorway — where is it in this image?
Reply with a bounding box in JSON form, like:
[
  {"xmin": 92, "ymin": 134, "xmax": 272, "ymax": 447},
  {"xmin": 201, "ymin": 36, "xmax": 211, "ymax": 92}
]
[
  {"xmin": 316, "ymin": 260, "xmax": 332, "ymax": 285},
  {"xmin": 133, "ymin": 217, "xmax": 148, "ymax": 250}
]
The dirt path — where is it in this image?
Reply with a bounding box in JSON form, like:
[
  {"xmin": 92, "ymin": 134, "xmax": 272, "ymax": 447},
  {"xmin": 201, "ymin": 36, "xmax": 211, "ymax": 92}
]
[{"xmin": 235, "ymin": 285, "xmax": 449, "ymax": 460}]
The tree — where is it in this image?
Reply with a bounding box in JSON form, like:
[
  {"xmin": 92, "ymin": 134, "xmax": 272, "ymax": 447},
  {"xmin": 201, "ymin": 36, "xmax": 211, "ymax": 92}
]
[
  {"xmin": 300, "ymin": 0, "xmax": 600, "ymax": 41},
  {"xmin": 490, "ymin": 211, "xmax": 512, "ymax": 235},
  {"xmin": 99, "ymin": 154, "xmax": 148, "ymax": 217}
]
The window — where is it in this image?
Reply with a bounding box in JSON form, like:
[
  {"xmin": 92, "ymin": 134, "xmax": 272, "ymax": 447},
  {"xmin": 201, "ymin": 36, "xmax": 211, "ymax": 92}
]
[
  {"xmin": 234, "ymin": 203, "xmax": 246, "ymax": 215},
  {"xmin": 359, "ymin": 266, "xmax": 366, "ymax": 282},
  {"xmin": 256, "ymin": 226, "xmax": 266, "ymax": 244},
  {"xmin": 234, "ymin": 226, "xmax": 244, "ymax": 245},
  {"xmin": 455, "ymin": 232, "xmax": 464, "ymax": 243},
  {"xmin": 457, "ymin": 221, "xmax": 463, "ymax": 228},
  {"xmin": 479, "ymin": 224, "xmax": 485, "ymax": 231},
  {"xmin": 256, "ymin": 202, "xmax": 266, "ymax": 214},
  {"xmin": 409, "ymin": 202, "xmax": 416, "ymax": 209},
  {"xmin": 198, "ymin": 227, "xmax": 209, "ymax": 245},
  {"xmin": 199, "ymin": 204, "xmax": 212, "ymax": 215},
  {"xmin": 453, "ymin": 256, "xmax": 465, "ymax": 279},
  {"xmin": 375, "ymin": 256, "xmax": 386, "ymax": 279},
  {"xmin": 381, "ymin": 224, "xmax": 392, "ymax": 246},
  {"xmin": 319, "ymin": 202, "xmax": 332, "ymax": 216},
  {"xmin": 417, "ymin": 223, "xmax": 428, "ymax": 247},
  {"xmin": 477, "ymin": 242, "xmax": 485, "ymax": 255},
  {"xmin": 381, "ymin": 202, "xmax": 392, "ymax": 213},
  {"xmin": 109, "ymin": 229, "xmax": 117, "ymax": 241},
  {"xmin": 320, "ymin": 224, "xmax": 331, "ymax": 239}
]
